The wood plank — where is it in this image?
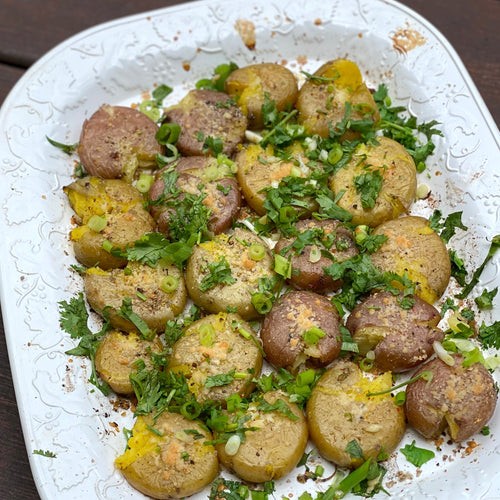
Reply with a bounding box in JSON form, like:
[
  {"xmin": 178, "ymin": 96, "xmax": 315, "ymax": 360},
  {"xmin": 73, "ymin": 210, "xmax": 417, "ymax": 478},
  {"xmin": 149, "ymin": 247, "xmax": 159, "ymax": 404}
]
[
  {"xmin": 0, "ymin": 0, "xmax": 497, "ymax": 123},
  {"xmin": 402, "ymin": 0, "xmax": 500, "ymax": 124},
  {"xmin": 0, "ymin": 0, "xmax": 187, "ymax": 66},
  {"xmin": 0, "ymin": 63, "xmax": 25, "ymax": 106},
  {"xmin": 0, "ymin": 308, "xmax": 39, "ymax": 500}
]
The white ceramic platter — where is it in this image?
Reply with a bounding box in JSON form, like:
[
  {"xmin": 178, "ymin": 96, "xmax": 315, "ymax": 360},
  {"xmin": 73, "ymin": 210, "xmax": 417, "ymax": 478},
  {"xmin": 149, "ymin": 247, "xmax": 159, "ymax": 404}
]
[{"xmin": 1, "ymin": 0, "xmax": 499, "ymax": 498}]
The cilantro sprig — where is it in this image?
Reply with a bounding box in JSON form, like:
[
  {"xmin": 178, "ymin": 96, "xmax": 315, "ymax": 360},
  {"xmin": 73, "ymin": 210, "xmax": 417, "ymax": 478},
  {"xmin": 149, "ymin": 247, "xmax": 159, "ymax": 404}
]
[
  {"xmin": 374, "ymin": 84, "xmax": 443, "ymax": 172},
  {"xmin": 59, "ymin": 293, "xmax": 111, "ymax": 395},
  {"xmin": 199, "ymin": 256, "xmax": 236, "ymax": 292}
]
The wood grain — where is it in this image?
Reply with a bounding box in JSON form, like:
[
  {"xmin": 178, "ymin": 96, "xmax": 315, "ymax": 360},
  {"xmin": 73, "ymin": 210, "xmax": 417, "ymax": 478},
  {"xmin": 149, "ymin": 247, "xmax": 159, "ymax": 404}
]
[{"xmin": 0, "ymin": 1, "xmax": 498, "ymax": 499}]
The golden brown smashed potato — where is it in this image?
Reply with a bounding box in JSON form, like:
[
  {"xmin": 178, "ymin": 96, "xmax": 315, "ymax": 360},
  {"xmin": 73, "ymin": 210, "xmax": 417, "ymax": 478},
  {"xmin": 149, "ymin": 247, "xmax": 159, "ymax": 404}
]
[
  {"xmin": 329, "ymin": 136, "xmax": 417, "ymax": 227},
  {"xmin": 216, "ymin": 391, "xmax": 308, "ymax": 482},
  {"xmin": 95, "ymin": 330, "xmax": 164, "ymax": 395},
  {"xmin": 185, "ymin": 228, "xmax": 275, "ymax": 320},
  {"xmin": 115, "ymin": 411, "xmax": 219, "ymax": 499},
  {"xmin": 371, "ymin": 216, "xmax": 451, "ymax": 303},
  {"xmin": 297, "ymin": 59, "xmax": 379, "ymax": 139},
  {"xmin": 168, "ymin": 312, "xmax": 263, "ymax": 404},
  {"xmin": 84, "ymin": 262, "xmax": 187, "ymax": 333},
  {"xmin": 307, "ymin": 359, "xmax": 406, "ymax": 468},
  {"xmin": 225, "ymin": 62, "xmax": 298, "ymax": 129}
]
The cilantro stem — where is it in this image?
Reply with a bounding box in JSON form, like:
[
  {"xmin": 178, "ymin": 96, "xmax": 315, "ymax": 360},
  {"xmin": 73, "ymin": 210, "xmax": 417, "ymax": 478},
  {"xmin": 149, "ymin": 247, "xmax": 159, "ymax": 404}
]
[{"xmin": 260, "ymin": 109, "xmax": 298, "ymax": 146}]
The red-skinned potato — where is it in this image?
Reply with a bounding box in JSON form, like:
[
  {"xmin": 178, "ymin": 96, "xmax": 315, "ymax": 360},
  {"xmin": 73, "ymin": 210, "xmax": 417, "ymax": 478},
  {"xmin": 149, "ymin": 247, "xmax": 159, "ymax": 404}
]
[
  {"xmin": 346, "ymin": 291, "xmax": 443, "ymax": 372},
  {"xmin": 260, "ymin": 290, "xmax": 342, "ymax": 372},
  {"xmin": 149, "ymin": 156, "xmax": 241, "ymax": 236},
  {"xmin": 274, "ymin": 218, "xmax": 358, "ymax": 293},
  {"xmin": 405, "ymin": 355, "xmax": 497, "ymax": 442},
  {"xmin": 163, "ymin": 89, "xmax": 247, "ymax": 156},
  {"xmin": 78, "ymin": 105, "xmax": 164, "ymax": 180}
]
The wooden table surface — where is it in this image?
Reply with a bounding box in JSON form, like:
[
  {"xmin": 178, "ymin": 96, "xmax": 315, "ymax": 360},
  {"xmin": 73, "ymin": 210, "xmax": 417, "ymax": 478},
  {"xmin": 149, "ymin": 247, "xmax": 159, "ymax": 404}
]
[{"xmin": 0, "ymin": 0, "xmax": 498, "ymax": 498}]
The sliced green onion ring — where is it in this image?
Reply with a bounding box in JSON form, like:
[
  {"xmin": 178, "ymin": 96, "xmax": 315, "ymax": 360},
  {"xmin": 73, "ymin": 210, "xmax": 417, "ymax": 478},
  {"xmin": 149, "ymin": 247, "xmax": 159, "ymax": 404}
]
[
  {"xmin": 88, "ymin": 215, "xmax": 107, "ymax": 233},
  {"xmin": 161, "ymin": 275, "xmax": 179, "ymax": 293}
]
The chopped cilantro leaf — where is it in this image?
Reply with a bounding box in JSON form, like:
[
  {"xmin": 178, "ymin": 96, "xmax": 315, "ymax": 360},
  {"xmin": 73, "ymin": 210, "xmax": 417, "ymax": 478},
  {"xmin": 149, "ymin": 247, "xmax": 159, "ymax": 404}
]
[
  {"xmin": 120, "ymin": 232, "xmax": 193, "ymax": 268},
  {"xmin": 152, "ymin": 84, "xmax": 173, "ymax": 105},
  {"xmin": 199, "ymin": 257, "xmax": 236, "ymax": 292},
  {"xmin": 33, "ymin": 449, "xmax": 57, "ymax": 458},
  {"xmin": 478, "ymin": 321, "xmax": 500, "ymax": 350},
  {"xmin": 449, "ymin": 249, "xmax": 467, "ymax": 286},
  {"xmin": 346, "ymin": 439, "xmax": 364, "ymax": 459},
  {"xmin": 354, "ymin": 170, "xmax": 383, "ymax": 209},
  {"xmin": 205, "ymin": 371, "xmax": 237, "ymax": 388},
  {"xmin": 374, "ymin": 83, "xmax": 443, "ymax": 170},
  {"xmin": 475, "ymin": 287, "xmax": 498, "ymax": 310},
  {"xmin": 429, "ymin": 210, "xmax": 468, "ymax": 243},
  {"xmin": 400, "ymin": 440, "xmax": 435, "ymax": 467}
]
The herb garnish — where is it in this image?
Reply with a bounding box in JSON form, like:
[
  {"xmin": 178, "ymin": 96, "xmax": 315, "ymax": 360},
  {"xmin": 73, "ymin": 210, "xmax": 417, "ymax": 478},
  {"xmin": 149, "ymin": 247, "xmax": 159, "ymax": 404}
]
[
  {"xmin": 354, "ymin": 170, "xmax": 384, "ymax": 209},
  {"xmin": 429, "ymin": 210, "xmax": 468, "ymax": 243},
  {"xmin": 59, "ymin": 293, "xmax": 111, "ymax": 395},
  {"xmin": 400, "ymin": 440, "xmax": 435, "ymax": 467},
  {"xmin": 199, "ymin": 256, "xmax": 236, "ymax": 292},
  {"xmin": 196, "ymin": 62, "xmax": 238, "ymax": 92},
  {"xmin": 33, "ymin": 449, "xmax": 57, "ymax": 458},
  {"xmin": 373, "ymin": 83, "xmax": 443, "ymax": 172},
  {"xmin": 46, "ymin": 136, "xmax": 78, "ymax": 155}
]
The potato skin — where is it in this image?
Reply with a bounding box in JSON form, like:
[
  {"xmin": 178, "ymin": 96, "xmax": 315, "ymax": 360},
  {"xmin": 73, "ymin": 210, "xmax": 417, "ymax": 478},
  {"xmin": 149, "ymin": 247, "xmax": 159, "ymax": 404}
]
[
  {"xmin": 225, "ymin": 63, "xmax": 298, "ymax": 129},
  {"xmin": 115, "ymin": 412, "xmax": 219, "ymax": 499},
  {"xmin": 297, "ymin": 59, "xmax": 379, "ymax": 140},
  {"xmin": 216, "ymin": 391, "xmax": 308, "ymax": 482},
  {"xmin": 405, "ymin": 355, "xmax": 497, "ymax": 442},
  {"xmin": 71, "ymin": 205, "xmax": 155, "ymax": 269},
  {"xmin": 84, "ymin": 262, "xmax": 187, "ymax": 332},
  {"xmin": 346, "ymin": 291, "xmax": 443, "ymax": 372},
  {"xmin": 168, "ymin": 313, "xmax": 263, "ymax": 403},
  {"xmin": 95, "ymin": 330, "xmax": 164, "ymax": 395},
  {"xmin": 64, "ymin": 177, "xmax": 156, "ymax": 269},
  {"xmin": 185, "ymin": 228, "xmax": 275, "ymax": 320},
  {"xmin": 163, "ymin": 89, "xmax": 247, "ymax": 156},
  {"xmin": 149, "ymin": 157, "xmax": 241, "ymax": 236},
  {"xmin": 274, "ymin": 219, "xmax": 358, "ymax": 293},
  {"xmin": 329, "ymin": 137, "xmax": 417, "ymax": 227},
  {"xmin": 306, "ymin": 359, "xmax": 406, "ymax": 468},
  {"xmin": 261, "ymin": 291, "xmax": 342, "ymax": 371},
  {"xmin": 78, "ymin": 105, "xmax": 164, "ymax": 180},
  {"xmin": 64, "ymin": 177, "xmax": 144, "ymax": 224},
  {"xmin": 235, "ymin": 143, "xmax": 316, "ymax": 216},
  {"xmin": 370, "ymin": 216, "xmax": 451, "ymax": 304}
]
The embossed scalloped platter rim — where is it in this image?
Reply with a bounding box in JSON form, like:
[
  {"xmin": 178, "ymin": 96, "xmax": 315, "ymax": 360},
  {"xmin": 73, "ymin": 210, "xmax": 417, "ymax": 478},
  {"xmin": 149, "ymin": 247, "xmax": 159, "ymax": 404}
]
[{"xmin": 0, "ymin": 0, "xmax": 499, "ymax": 498}]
